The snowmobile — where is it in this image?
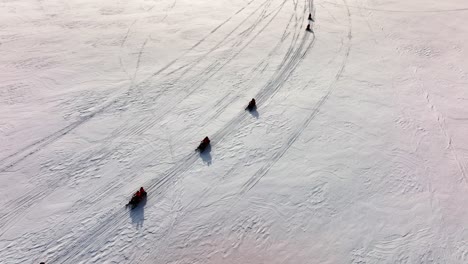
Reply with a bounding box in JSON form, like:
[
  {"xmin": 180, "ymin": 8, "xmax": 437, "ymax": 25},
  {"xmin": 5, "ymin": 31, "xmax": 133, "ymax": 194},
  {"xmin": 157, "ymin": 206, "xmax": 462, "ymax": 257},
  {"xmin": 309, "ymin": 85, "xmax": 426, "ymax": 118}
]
[
  {"xmin": 196, "ymin": 136, "xmax": 210, "ymax": 152},
  {"xmin": 127, "ymin": 187, "xmax": 147, "ymax": 209},
  {"xmin": 245, "ymin": 98, "xmax": 256, "ymax": 111}
]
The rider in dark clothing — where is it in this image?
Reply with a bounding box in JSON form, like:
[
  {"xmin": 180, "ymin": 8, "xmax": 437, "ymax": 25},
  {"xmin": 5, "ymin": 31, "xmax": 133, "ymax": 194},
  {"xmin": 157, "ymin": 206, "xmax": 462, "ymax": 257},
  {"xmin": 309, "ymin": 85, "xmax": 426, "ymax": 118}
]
[
  {"xmin": 128, "ymin": 187, "xmax": 147, "ymax": 208},
  {"xmin": 247, "ymin": 98, "xmax": 256, "ymax": 110},
  {"xmin": 197, "ymin": 137, "xmax": 211, "ymax": 152}
]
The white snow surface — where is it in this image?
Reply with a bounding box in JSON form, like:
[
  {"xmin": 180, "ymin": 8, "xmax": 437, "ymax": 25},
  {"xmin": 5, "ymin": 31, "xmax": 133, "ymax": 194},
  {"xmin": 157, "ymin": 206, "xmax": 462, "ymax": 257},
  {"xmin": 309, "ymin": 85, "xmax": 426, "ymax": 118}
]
[{"xmin": 1, "ymin": 0, "xmax": 468, "ymax": 263}]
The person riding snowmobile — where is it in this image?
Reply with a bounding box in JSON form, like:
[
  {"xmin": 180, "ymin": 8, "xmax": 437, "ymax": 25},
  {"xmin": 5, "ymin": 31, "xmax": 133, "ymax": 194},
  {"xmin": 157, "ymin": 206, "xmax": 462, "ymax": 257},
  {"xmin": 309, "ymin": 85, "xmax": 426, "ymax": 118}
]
[
  {"xmin": 128, "ymin": 187, "xmax": 147, "ymax": 208},
  {"xmin": 130, "ymin": 191, "xmax": 140, "ymax": 204},
  {"xmin": 139, "ymin": 187, "xmax": 147, "ymax": 197},
  {"xmin": 246, "ymin": 98, "xmax": 256, "ymax": 111},
  {"xmin": 197, "ymin": 136, "xmax": 211, "ymax": 152}
]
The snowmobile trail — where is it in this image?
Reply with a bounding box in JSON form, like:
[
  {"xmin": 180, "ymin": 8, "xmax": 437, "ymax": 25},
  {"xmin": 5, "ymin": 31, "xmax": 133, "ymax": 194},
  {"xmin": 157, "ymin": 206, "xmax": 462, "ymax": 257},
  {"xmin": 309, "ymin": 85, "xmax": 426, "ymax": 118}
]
[{"xmin": 240, "ymin": 0, "xmax": 352, "ymax": 194}]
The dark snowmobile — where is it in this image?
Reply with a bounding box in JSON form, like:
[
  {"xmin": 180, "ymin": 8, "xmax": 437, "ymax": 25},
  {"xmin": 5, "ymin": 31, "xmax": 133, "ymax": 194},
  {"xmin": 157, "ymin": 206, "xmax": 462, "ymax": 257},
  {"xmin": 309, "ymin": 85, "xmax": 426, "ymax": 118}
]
[
  {"xmin": 196, "ymin": 136, "xmax": 211, "ymax": 152},
  {"xmin": 127, "ymin": 187, "xmax": 147, "ymax": 209},
  {"xmin": 245, "ymin": 98, "xmax": 256, "ymax": 111}
]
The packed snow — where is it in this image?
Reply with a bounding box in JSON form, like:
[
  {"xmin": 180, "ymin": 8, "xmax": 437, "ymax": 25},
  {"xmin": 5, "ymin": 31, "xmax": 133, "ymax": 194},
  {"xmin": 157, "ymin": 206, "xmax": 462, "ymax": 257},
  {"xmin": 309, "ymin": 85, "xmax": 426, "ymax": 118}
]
[{"xmin": 1, "ymin": 0, "xmax": 468, "ymax": 263}]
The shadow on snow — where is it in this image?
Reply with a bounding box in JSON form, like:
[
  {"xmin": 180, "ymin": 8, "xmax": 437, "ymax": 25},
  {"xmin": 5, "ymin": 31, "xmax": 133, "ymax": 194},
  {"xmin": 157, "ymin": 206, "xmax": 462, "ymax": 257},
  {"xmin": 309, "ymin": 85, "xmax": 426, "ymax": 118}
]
[
  {"xmin": 129, "ymin": 197, "xmax": 146, "ymax": 229},
  {"xmin": 248, "ymin": 108, "xmax": 259, "ymax": 119},
  {"xmin": 199, "ymin": 144, "xmax": 212, "ymax": 165}
]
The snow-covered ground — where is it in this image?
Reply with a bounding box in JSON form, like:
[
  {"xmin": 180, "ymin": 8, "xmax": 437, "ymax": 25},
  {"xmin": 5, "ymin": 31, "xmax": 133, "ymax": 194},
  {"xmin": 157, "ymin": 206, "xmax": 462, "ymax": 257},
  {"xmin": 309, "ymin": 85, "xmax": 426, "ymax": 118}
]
[{"xmin": 1, "ymin": 0, "xmax": 468, "ymax": 263}]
